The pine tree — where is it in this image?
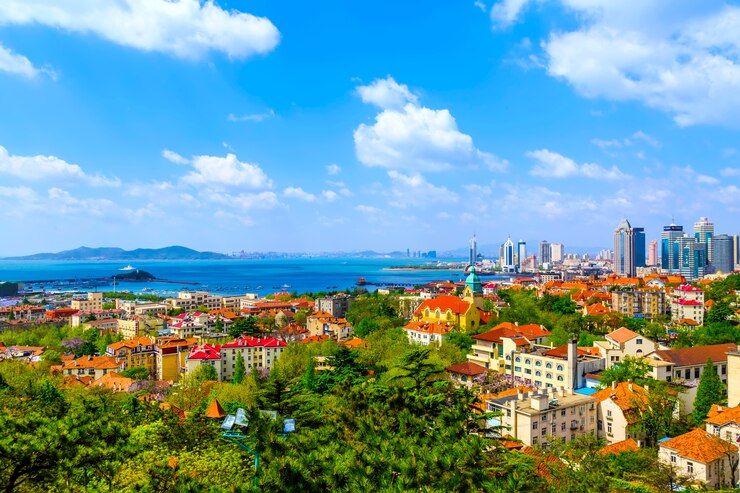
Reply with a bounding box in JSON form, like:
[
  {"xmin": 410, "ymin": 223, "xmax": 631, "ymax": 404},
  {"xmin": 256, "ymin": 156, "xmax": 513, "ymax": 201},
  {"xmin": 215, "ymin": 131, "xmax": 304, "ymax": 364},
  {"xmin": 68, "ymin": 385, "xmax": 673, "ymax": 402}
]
[
  {"xmin": 692, "ymin": 358, "xmax": 725, "ymax": 426},
  {"xmin": 233, "ymin": 352, "xmax": 246, "ymax": 384}
]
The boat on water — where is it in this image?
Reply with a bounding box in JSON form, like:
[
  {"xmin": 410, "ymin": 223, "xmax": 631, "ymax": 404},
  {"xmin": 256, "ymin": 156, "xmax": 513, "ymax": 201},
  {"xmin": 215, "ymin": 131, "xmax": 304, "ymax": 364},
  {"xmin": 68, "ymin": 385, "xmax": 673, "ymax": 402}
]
[
  {"xmin": 356, "ymin": 277, "xmax": 367, "ymax": 286},
  {"xmin": 281, "ymin": 284, "xmax": 291, "ymax": 289},
  {"xmin": 119, "ymin": 265, "xmax": 136, "ymax": 271}
]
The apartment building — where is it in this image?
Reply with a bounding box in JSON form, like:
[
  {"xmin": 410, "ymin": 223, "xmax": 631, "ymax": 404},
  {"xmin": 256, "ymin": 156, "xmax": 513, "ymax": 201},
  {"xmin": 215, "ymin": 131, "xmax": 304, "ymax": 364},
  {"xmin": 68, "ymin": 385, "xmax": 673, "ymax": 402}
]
[
  {"xmin": 593, "ymin": 381, "xmax": 649, "ymax": 445},
  {"xmin": 705, "ymin": 404, "xmax": 740, "ymax": 443},
  {"xmin": 467, "ymin": 322, "xmax": 550, "ymax": 371},
  {"xmin": 61, "ymin": 355, "xmax": 122, "ymax": 380},
  {"xmin": 166, "ymin": 291, "xmax": 222, "ymax": 311},
  {"xmin": 594, "ymin": 327, "xmax": 662, "ymax": 368},
  {"xmin": 116, "ymin": 300, "xmax": 167, "ymax": 318},
  {"xmin": 306, "ymin": 311, "xmax": 353, "ymax": 340},
  {"xmin": 315, "ymin": 295, "xmax": 352, "ymax": 318},
  {"xmin": 487, "ymin": 387, "xmax": 597, "ymax": 447},
  {"xmin": 155, "ymin": 337, "xmax": 197, "ymax": 382},
  {"xmin": 186, "ymin": 336, "xmax": 287, "ymax": 381},
  {"xmin": 118, "ymin": 318, "xmax": 146, "ymax": 339},
  {"xmin": 70, "ymin": 292, "xmax": 103, "ymax": 312},
  {"xmin": 670, "ymin": 285, "xmax": 705, "ymax": 325},
  {"xmin": 106, "ymin": 336, "xmax": 156, "ymax": 376},
  {"xmin": 404, "ymin": 320, "xmax": 452, "ymax": 346},
  {"xmin": 508, "ymin": 342, "xmax": 605, "ymax": 390},
  {"xmin": 646, "ymin": 343, "xmax": 735, "ymax": 385},
  {"xmin": 611, "ymin": 288, "xmax": 667, "ymax": 321}
]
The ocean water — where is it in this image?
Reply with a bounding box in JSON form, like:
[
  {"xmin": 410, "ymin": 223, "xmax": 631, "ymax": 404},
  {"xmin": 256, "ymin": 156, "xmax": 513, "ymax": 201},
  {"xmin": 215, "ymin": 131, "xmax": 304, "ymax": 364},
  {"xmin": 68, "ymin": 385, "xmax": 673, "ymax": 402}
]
[{"xmin": 0, "ymin": 257, "xmax": 490, "ymax": 296}]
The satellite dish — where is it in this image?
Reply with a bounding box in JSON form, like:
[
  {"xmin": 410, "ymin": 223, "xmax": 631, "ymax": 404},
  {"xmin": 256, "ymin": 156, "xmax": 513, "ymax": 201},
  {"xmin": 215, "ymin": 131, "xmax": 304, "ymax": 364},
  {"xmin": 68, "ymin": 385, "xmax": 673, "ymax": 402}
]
[
  {"xmin": 235, "ymin": 408, "xmax": 248, "ymax": 427},
  {"xmin": 221, "ymin": 414, "xmax": 236, "ymax": 431}
]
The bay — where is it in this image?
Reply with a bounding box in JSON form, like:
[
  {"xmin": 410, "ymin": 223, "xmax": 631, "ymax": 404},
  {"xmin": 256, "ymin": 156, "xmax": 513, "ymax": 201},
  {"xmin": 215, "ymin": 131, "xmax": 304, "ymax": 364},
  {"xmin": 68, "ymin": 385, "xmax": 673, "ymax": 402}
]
[{"xmin": 0, "ymin": 257, "xmax": 486, "ymax": 297}]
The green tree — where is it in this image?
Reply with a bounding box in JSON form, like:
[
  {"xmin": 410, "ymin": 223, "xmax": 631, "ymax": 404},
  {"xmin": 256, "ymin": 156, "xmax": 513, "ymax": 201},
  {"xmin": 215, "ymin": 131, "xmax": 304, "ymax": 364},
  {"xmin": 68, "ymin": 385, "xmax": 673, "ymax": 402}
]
[
  {"xmin": 230, "ymin": 317, "xmax": 259, "ymax": 338},
  {"xmin": 354, "ymin": 317, "xmax": 380, "ymax": 338},
  {"xmin": 598, "ymin": 356, "xmax": 651, "ymax": 387},
  {"xmin": 692, "ymin": 358, "xmax": 726, "ymax": 426},
  {"xmin": 233, "ymin": 352, "xmax": 246, "ymax": 384},
  {"xmin": 293, "ymin": 309, "xmax": 309, "ymax": 326},
  {"xmin": 120, "ymin": 366, "xmax": 149, "ymax": 380},
  {"xmin": 214, "ymin": 317, "xmax": 224, "ymax": 333},
  {"xmin": 706, "ymin": 300, "xmax": 733, "ymax": 324},
  {"xmin": 445, "ymin": 329, "xmax": 474, "ymax": 352}
]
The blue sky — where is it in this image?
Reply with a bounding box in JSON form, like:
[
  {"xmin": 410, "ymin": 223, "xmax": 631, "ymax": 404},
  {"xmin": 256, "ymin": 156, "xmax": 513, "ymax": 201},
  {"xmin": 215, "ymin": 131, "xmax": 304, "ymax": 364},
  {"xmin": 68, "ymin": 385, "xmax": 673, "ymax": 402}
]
[{"xmin": 0, "ymin": 0, "xmax": 739, "ymax": 256}]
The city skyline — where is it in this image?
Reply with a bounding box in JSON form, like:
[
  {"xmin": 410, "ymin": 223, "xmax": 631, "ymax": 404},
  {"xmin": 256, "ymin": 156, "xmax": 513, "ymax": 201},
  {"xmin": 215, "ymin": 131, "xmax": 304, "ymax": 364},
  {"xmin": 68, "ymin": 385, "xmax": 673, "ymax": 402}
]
[{"xmin": 0, "ymin": 1, "xmax": 739, "ymax": 256}]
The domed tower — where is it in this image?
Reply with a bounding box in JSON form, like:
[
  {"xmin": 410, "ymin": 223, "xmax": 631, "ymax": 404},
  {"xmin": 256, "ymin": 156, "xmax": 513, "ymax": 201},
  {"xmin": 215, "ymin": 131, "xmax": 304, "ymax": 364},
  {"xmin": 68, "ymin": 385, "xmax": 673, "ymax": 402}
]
[{"xmin": 462, "ymin": 266, "xmax": 484, "ymax": 309}]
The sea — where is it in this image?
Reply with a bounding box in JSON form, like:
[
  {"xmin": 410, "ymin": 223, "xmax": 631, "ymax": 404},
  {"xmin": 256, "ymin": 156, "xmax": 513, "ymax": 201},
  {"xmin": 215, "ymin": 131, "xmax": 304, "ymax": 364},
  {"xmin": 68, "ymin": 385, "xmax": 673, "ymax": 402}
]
[{"xmin": 0, "ymin": 257, "xmax": 508, "ymax": 297}]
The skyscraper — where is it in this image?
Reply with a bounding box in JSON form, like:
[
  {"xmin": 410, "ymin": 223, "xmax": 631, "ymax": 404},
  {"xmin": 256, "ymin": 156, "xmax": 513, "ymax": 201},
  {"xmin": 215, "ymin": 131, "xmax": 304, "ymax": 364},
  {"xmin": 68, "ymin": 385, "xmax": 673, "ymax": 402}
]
[
  {"xmin": 733, "ymin": 235, "xmax": 739, "ymax": 269},
  {"xmin": 661, "ymin": 221, "xmax": 684, "ymax": 272},
  {"xmin": 517, "ymin": 240, "xmax": 527, "ymax": 271},
  {"xmin": 503, "ymin": 237, "xmax": 515, "ymax": 271},
  {"xmin": 634, "ymin": 227, "xmax": 646, "ymax": 267},
  {"xmin": 676, "ymin": 234, "xmax": 705, "ymax": 281},
  {"xmin": 647, "ymin": 240, "xmax": 658, "ymax": 266},
  {"xmin": 539, "ymin": 240, "xmax": 551, "ymax": 267},
  {"xmin": 614, "ymin": 218, "xmax": 636, "ymax": 277},
  {"xmin": 550, "ymin": 243, "xmax": 564, "ymax": 263},
  {"xmin": 469, "ymin": 234, "xmax": 477, "ymax": 266},
  {"xmin": 713, "ymin": 235, "xmax": 734, "ymax": 274},
  {"xmin": 694, "ymin": 217, "xmax": 714, "ymax": 266}
]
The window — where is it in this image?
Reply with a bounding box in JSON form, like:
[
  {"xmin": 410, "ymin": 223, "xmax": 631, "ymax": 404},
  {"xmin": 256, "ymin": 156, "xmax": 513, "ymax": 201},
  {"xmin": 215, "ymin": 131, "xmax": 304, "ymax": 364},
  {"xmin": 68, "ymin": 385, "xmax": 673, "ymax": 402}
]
[
  {"xmin": 685, "ymin": 369, "xmax": 691, "ymax": 379},
  {"xmin": 561, "ymin": 410, "xmax": 566, "ymax": 417},
  {"xmin": 561, "ymin": 422, "xmax": 566, "ymax": 431},
  {"xmin": 535, "ymin": 361, "xmax": 542, "ymax": 367},
  {"xmin": 525, "ymin": 359, "xmax": 531, "ymax": 365},
  {"xmin": 687, "ymin": 462, "xmax": 693, "ymax": 474},
  {"xmin": 551, "ymin": 424, "xmax": 557, "ymax": 434},
  {"xmin": 694, "ymin": 367, "xmax": 700, "ymax": 379},
  {"xmin": 670, "ymin": 454, "xmax": 676, "ymax": 463},
  {"xmin": 557, "ymin": 375, "xmax": 564, "ymax": 381},
  {"xmin": 546, "ymin": 363, "xmax": 553, "ymax": 369},
  {"xmin": 542, "ymin": 414, "xmax": 548, "ymax": 421},
  {"xmin": 546, "ymin": 373, "xmax": 552, "ymax": 379},
  {"xmin": 515, "ymin": 357, "xmax": 521, "ymax": 363},
  {"xmin": 636, "ymin": 338, "xmax": 643, "ymax": 345},
  {"xmin": 533, "ymin": 422, "xmax": 538, "ymax": 430},
  {"xmin": 541, "ymin": 428, "xmax": 547, "ymax": 436},
  {"xmin": 515, "ymin": 366, "xmax": 522, "ymax": 372},
  {"xmin": 556, "ymin": 365, "xmax": 563, "ymax": 371},
  {"xmin": 525, "ymin": 369, "xmax": 532, "ymax": 375},
  {"xmin": 607, "ymin": 423, "xmax": 612, "ymax": 435},
  {"xmin": 607, "ymin": 410, "xmax": 612, "ymax": 418},
  {"xmin": 535, "ymin": 371, "xmax": 542, "ymax": 377},
  {"xmin": 532, "ymin": 436, "xmax": 538, "ymax": 444},
  {"xmin": 722, "ymin": 365, "xmax": 727, "ymax": 375}
]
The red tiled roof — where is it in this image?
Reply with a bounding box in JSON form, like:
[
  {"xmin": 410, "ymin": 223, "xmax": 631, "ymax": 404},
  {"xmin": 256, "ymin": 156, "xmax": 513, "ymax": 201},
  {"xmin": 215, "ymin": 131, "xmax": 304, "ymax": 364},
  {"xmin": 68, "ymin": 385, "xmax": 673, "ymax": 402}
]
[
  {"xmin": 674, "ymin": 284, "xmax": 703, "ymax": 292},
  {"xmin": 705, "ymin": 404, "xmax": 740, "ymax": 426},
  {"xmin": 599, "ymin": 438, "xmax": 640, "ymax": 456},
  {"xmin": 415, "ymin": 295, "xmax": 471, "ymax": 316},
  {"xmin": 540, "ymin": 345, "xmax": 593, "ymax": 359},
  {"xmin": 676, "ymin": 298, "xmax": 702, "ymax": 306},
  {"xmin": 222, "ymin": 336, "xmax": 287, "ymax": 348},
  {"xmin": 660, "ymin": 428, "xmax": 737, "ymax": 463},
  {"xmin": 607, "ymin": 327, "xmax": 639, "ymax": 344},
  {"xmin": 63, "ymin": 355, "xmax": 121, "ymax": 370},
  {"xmin": 187, "ymin": 344, "xmax": 221, "ymax": 360},
  {"xmin": 403, "ymin": 320, "xmax": 453, "ymax": 336},
  {"xmin": 445, "ymin": 361, "xmax": 487, "ymax": 376},
  {"xmin": 300, "ymin": 335, "xmax": 332, "ymax": 344},
  {"xmin": 649, "ymin": 343, "xmax": 736, "ymax": 367}
]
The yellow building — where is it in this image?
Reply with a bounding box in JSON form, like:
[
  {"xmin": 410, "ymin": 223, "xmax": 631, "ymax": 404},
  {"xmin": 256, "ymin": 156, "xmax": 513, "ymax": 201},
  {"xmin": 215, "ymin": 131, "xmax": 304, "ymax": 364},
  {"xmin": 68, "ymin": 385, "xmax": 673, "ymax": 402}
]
[
  {"xmin": 106, "ymin": 336, "xmax": 157, "ymax": 377},
  {"xmin": 155, "ymin": 337, "xmax": 197, "ymax": 382},
  {"xmin": 411, "ymin": 267, "xmax": 485, "ymax": 333},
  {"xmin": 118, "ymin": 319, "xmax": 145, "ymax": 339},
  {"xmin": 70, "ymin": 292, "xmax": 103, "ymax": 312}
]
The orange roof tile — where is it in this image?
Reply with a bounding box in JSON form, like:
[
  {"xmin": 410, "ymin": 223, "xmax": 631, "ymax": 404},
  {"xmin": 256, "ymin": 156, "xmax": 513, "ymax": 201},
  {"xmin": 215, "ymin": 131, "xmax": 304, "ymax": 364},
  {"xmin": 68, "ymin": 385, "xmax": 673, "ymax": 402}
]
[
  {"xmin": 705, "ymin": 404, "xmax": 740, "ymax": 426},
  {"xmin": 649, "ymin": 343, "xmax": 736, "ymax": 367},
  {"xmin": 343, "ymin": 337, "xmax": 367, "ymax": 349},
  {"xmin": 63, "ymin": 355, "xmax": 121, "ymax": 370},
  {"xmin": 415, "ymin": 295, "xmax": 471, "ymax": 316},
  {"xmin": 660, "ymin": 428, "xmax": 737, "ymax": 463},
  {"xmin": 92, "ymin": 371, "xmax": 134, "ymax": 392},
  {"xmin": 592, "ymin": 382, "xmax": 649, "ymax": 424},
  {"xmin": 599, "ymin": 438, "xmax": 640, "ymax": 456},
  {"xmin": 607, "ymin": 327, "xmax": 639, "ymax": 344},
  {"xmin": 445, "ymin": 361, "xmax": 487, "ymax": 376},
  {"xmin": 403, "ymin": 320, "xmax": 453, "ymax": 336}
]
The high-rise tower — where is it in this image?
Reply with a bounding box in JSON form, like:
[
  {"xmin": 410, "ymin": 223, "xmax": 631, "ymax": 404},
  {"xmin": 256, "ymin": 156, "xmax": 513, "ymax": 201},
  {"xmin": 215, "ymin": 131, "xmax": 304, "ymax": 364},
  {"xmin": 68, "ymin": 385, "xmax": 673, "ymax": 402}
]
[
  {"xmin": 647, "ymin": 240, "xmax": 658, "ymax": 266},
  {"xmin": 661, "ymin": 220, "xmax": 684, "ymax": 272},
  {"xmin": 713, "ymin": 235, "xmax": 734, "ymax": 274},
  {"xmin": 539, "ymin": 240, "xmax": 551, "ymax": 267},
  {"xmin": 634, "ymin": 227, "xmax": 646, "ymax": 267},
  {"xmin": 614, "ymin": 218, "xmax": 636, "ymax": 277},
  {"xmin": 694, "ymin": 217, "xmax": 714, "ymax": 266},
  {"xmin": 503, "ymin": 237, "xmax": 515, "ymax": 271},
  {"xmin": 469, "ymin": 234, "xmax": 477, "ymax": 266},
  {"xmin": 517, "ymin": 240, "xmax": 527, "ymax": 271}
]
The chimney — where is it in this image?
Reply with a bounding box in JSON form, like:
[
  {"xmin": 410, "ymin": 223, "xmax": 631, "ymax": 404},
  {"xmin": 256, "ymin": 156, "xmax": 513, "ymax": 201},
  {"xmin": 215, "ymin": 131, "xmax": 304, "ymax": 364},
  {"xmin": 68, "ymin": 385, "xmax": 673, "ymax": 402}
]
[
  {"xmin": 628, "ymin": 382, "xmax": 633, "ymax": 392},
  {"xmin": 611, "ymin": 381, "xmax": 617, "ymax": 390},
  {"xmin": 567, "ymin": 339, "xmax": 578, "ymax": 390}
]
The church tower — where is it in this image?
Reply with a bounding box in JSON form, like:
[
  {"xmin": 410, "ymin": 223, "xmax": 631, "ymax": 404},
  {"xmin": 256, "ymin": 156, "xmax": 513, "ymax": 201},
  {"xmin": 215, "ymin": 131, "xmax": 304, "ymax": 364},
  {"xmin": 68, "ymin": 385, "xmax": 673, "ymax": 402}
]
[{"xmin": 462, "ymin": 266, "xmax": 484, "ymax": 310}]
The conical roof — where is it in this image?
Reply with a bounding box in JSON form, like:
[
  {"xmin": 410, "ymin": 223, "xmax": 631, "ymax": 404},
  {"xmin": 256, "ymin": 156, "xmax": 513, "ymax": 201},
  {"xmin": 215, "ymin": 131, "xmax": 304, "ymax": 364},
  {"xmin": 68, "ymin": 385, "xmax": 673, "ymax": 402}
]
[
  {"xmin": 465, "ymin": 266, "xmax": 483, "ymax": 294},
  {"xmin": 205, "ymin": 398, "xmax": 227, "ymax": 419}
]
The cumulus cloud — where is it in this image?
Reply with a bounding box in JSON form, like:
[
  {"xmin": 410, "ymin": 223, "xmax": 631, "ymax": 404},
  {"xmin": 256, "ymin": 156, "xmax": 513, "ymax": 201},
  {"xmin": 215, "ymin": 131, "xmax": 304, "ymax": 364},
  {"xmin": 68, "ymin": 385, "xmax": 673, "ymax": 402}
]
[
  {"xmin": 47, "ymin": 187, "xmax": 116, "ymax": 216},
  {"xmin": 326, "ymin": 163, "xmax": 341, "ymax": 176},
  {"xmin": 0, "ymin": 43, "xmax": 54, "ymax": 79},
  {"xmin": 210, "ymin": 191, "xmax": 281, "ymax": 210},
  {"xmin": 356, "ymin": 76, "xmax": 418, "ymax": 110},
  {"xmin": 180, "ymin": 153, "xmax": 272, "ymax": 189},
  {"xmin": 526, "ymin": 149, "xmax": 627, "ymax": 180},
  {"xmin": 386, "ymin": 170, "xmax": 458, "ymax": 208},
  {"xmin": 491, "ymin": 1, "xmax": 740, "ymax": 127},
  {"xmin": 283, "ymin": 187, "xmax": 316, "ymax": 202},
  {"xmin": 0, "ymin": 0, "xmax": 280, "ymax": 60},
  {"xmin": 0, "ymin": 145, "xmax": 119, "ymax": 186},
  {"xmin": 354, "ymin": 77, "xmax": 508, "ymax": 172},
  {"xmin": 321, "ymin": 190, "xmax": 338, "ymax": 202},
  {"xmin": 355, "ymin": 205, "xmax": 381, "ymax": 214},
  {"xmin": 162, "ymin": 149, "xmax": 189, "ymax": 164},
  {"xmin": 0, "ymin": 185, "xmax": 37, "ymax": 202},
  {"xmin": 721, "ymin": 168, "xmax": 740, "ymax": 177},
  {"xmin": 227, "ymin": 109, "xmax": 275, "ymax": 122}
]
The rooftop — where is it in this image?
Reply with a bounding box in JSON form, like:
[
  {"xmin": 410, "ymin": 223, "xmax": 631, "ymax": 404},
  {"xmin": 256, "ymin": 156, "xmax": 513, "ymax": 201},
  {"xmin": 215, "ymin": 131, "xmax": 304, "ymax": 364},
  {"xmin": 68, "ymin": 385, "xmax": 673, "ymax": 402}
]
[{"xmin": 659, "ymin": 428, "xmax": 737, "ymax": 463}]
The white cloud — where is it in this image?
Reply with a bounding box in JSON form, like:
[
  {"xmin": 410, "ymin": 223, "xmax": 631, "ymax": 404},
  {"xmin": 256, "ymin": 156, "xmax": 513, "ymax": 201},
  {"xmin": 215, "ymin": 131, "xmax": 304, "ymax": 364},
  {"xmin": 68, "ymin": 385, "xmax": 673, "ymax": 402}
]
[
  {"xmin": 181, "ymin": 153, "xmax": 272, "ymax": 189},
  {"xmin": 326, "ymin": 163, "xmax": 341, "ymax": 176},
  {"xmin": 227, "ymin": 109, "xmax": 275, "ymax": 122},
  {"xmin": 0, "ymin": 43, "xmax": 54, "ymax": 79},
  {"xmin": 214, "ymin": 210, "xmax": 254, "ymax": 226},
  {"xmin": 630, "ymin": 130, "xmax": 660, "ymax": 148},
  {"xmin": 0, "ymin": 185, "xmax": 37, "ymax": 201},
  {"xmin": 532, "ymin": 1, "xmax": 740, "ymax": 127},
  {"xmin": 354, "ymin": 78, "xmax": 508, "ymax": 172},
  {"xmin": 527, "ymin": 149, "xmax": 626, "ymax": 180},
  {"xmin": 356, "ymin": 76, "xmax": 418, "ymax": 110},
  {"xmin": 321, "ymin": 190, "xmax": 338, "ymax": 202},
  {"xmin": 0, "ymin": 0, "xmax": 280, "ymax": 60},
  {"xmin": 386, "ymin": 170, "xmax": 458, "ymax": 208},
  {"xmin": 696, "ymin": 174, "xmax": 720, "ymax": 185},
  {"xmin": 591, "ymin": 138, "xmax": 623, "ymax": 149},
  {"xmin": 338, "ymin": 188, "xmax": 352, "ymax": 197},
  {"xmin": 211, "ymin": 191, "xmax": 280, "ymax": 210},
  {"xmin": 721, "ymin": 167, "xmax": 740, "ymax": 177},
  {"xmin": 47, "ymin": 187, "xmax": 116, "ymax": 216},
  {"xmin": 0, "ymin": 145, "xmax": 119, "ymax": 186},
  {"xmin": 355, "ymin": 205, "xmax": 380, "ymax": 214},
  {"xmin": 474, "ymin": 1, "xmax": 487, "ymax": 13},
  {"xmin": 283, "ymin": 187, "xmax": 316, "ymax": 202},
  {"xmin": 162, "ymin": 149, "xmax": 189, "ymax": 164},
  {"xmin": 490, "ymin": 0, "xmax": 529, "ymax": 28}
]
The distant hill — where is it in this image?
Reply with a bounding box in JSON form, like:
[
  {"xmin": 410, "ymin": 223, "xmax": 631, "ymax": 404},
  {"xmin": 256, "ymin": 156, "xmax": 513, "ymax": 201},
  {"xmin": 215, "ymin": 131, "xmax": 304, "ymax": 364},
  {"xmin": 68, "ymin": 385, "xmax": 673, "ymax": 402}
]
[{"xmin": 5, "ymin": 246, "xmax": 230, "ymax": 261}]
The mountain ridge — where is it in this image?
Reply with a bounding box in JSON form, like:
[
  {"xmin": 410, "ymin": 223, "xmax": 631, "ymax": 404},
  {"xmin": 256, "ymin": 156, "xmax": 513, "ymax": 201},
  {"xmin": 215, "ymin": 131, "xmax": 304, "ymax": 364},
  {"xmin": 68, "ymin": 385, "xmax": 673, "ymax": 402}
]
[{"xmin": 4, "ymin": 245, "xmax": 230, "ymax": 261}]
